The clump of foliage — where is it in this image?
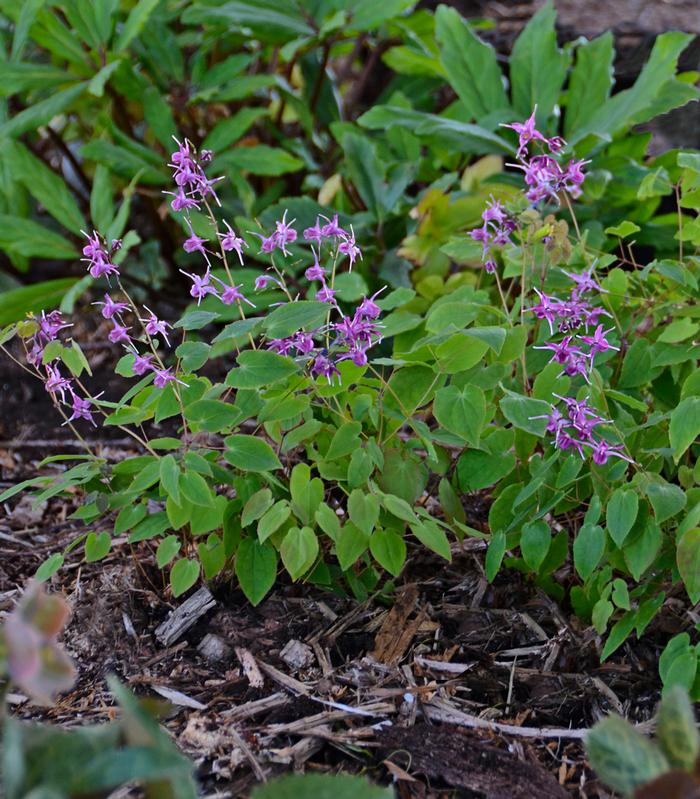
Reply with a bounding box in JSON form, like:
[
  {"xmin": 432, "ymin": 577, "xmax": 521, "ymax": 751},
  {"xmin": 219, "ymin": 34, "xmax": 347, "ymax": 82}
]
[
  {"xmin": 0, "ymin": 0, "xmax": 697, "ymax": 326},
  {"xmin": 0, "ymin": 581, "xmax": 198, "ymax": 799},
  {"xmin": 586, "ymin": 686, "xmax": 700, "ymax": 797}
]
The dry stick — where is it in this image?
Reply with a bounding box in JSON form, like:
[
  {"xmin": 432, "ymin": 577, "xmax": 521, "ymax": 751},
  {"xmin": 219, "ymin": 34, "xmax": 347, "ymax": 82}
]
[{"xmin": 422, "ymin": 698, "xmax": 655, "ymax": 741}]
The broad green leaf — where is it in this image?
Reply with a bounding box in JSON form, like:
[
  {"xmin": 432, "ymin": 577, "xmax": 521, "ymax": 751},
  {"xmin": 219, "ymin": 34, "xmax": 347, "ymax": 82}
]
[
  {"xmin": 241, "ymin": 487, "xmax": 274, "ymax": 527},
  {"xmin": 225, "ymin": 349, "xmax": 298, "ymax": 389},
  {"xmin": 433, "ymin": 384, "xmax": 485, "ymax": 446},
  {"xmin": 571, "ymin": 32, "xmax": 697, "ymax": 144},
  {"xmin": 642, "ymin": 476, "xmax": 687, "ymax": 523},
  {"xmin": 336, "ymin": 522, "xmax": 369, "ymax": 571},
  {"xmin": 410, "ymin": 519, "xmax": 451, "ymax": 561},
  {"xmin": 564, "ymin": 32, "xmax": 614, "ymax": 137},
  {"xmin": 669, "ymin": 396, "xmax": 700, "ymax": 462},
  {"xmin": 143, "ymin": 85, "xmax": 177, "ymax": 149},
  {"xmin": 624, "ymin": 520, "xmax": 661, "ymax": 581},
  {"xmin": 251, "ymin": 774, "xmax": 393, "ymax": 799},
  {"xmin": 281, "ymin": 526, "xmax": 319, "ymax": 580},
  {"xmin": 179, "ymin": 470, "xmax": 212, "ymax": 506},
  {"xmin": 586, "ymin": 716, "xmax": 669, "ymax": 796},
  {"xmin": 573, "ymin": 523, "xmax": 605, "ymax": 581},
  {"xmin": 457, "ymin": 449, "xmax": 515, "ymax": 492},
  {"xmin": 35, "ymin": 553, "xmax": 64, "ymax": 581},
  {"xmin": 181, "ymin": 1, "xmax": 314, "ymax": 44},
  {"xmin": 520, "ymin": 520, "xmax": 550, "ymax": 572},
  {"xmin": 115, "ymin": 0, "xmax": 162, "ymax": 51},
  {"xmin": 342, "ymin": 131, "xmax": 387, "ymax": 218},
  {"xmin": 264, "ymin": 301, "xmax": 328, "ymax": 339},
  {"xmin": 0, "ymin": 215, "xmax": 77, "ymax": 259},
  {"xmin": 156, "ymin": 535, "xmax": 181, "ymax": 568},
  {"xmin": 606, "ymin": 488, "xmax": 638, "ymax": 547},
  {"xmin": 369, "ymin": 528, "xmax": 406, "ymax": 577},
  {"xmin": 290, "ymin": 464, "xmax": 323, "ymax": 524},
  {"xmin": 677, "ymin": 528, "xmax": 700, "ymax": 604},
  {"xmin": 224, "ymin": 434, "xmax": 282, "ymax": 472},
  {"xmin": 216, "ymin": 145, "xmax": 303, "ymax": 176},
  {"xmin": 170, "ymin": 558, "xmax": 200, "ymax": 598},
  {"xmin": 357, "ymin": 105, "xmax": 514, "ymax": 154},
  {"xmin": 485, "ymin": 530, "xmax": 506, "ymax": 582},
  {"xmin": 435, "ymin": 6, "xmax": 508, "ymax": 119},
  {"xmin": 509, "ymin": 2, "xmax": 569, "ymax": 121},
  {"xmin": 499, "ymin": 390, "xmax": 551, "ymax": 435},
  {"xmin": 235, "ymin": 538, "xmax": 277, "ymax": 605},
  {"xmin": 258, "ymin": 500, "xmax": 291, "ymax": 543},
  {"xmin": 0, "ymin": 278, "xmax": 78, "ymax": 325},
  {"xmin": 0, "ymin": 82, "xmax": 87, "ymax": 138},
  {"xmin": 325, "ymin": 421, "xmax": 362, "ymax": 461},
  {"xmin": 348, "ymin": 490, "xmax": 380, "ymax": 536},
  {"xmin": 90, "ymin": 164, "xmax": 114, "ymax": 231},
  {"xmin": 186, "ymin": 399, "xmax": 239, "ymax": 432},
  {"xmin": 84, "ymin": 532, "xmax": 111, "ymax": 562},
  {"xmin": 203, "ymin": 108, "xmax": 267, "ymax": 152}
]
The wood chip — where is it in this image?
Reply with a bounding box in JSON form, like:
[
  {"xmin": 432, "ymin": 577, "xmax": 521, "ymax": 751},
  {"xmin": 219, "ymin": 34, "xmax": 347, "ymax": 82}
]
[
  {"xmin": 235, "ymin": 647, "xmax": 265, "ymax": 688},
  {"xmin": 154, "ymin": 586, "xmax": 216, "ymax": 646},
  {"xmin": 152, "ymin": 685, "xmax": 207, "ymax": 710},
  {"xmin": 371, "ymin": 584, "xmax": 425, "ymax": 665}
]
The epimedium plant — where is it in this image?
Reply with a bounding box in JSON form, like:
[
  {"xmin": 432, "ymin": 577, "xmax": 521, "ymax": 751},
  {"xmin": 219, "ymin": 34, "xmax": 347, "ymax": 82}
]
[{"xmin": 1, "ymin": 108, "xmax": 700, "ymax": 681}]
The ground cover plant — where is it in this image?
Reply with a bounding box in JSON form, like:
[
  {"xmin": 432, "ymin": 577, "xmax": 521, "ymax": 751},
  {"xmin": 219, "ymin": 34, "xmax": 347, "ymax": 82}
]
[{"xmin": 1, "ymin": 1, "xmax": 700, "ymax": 796}]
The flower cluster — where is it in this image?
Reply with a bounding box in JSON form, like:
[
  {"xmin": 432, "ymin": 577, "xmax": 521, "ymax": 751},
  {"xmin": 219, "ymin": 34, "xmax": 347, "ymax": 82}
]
[
  {"xmin": 82, "ymin": 232, "xmax": 121, "ymax": 280},
  {"xmin": 529, "ymin": 269, "xmax": 630, "ymax": 466},
  {"xmin": 504, "ymin": 109, "xmax": 588, "ymax": 204},
  {"xmin": 163, "ymin": 137, "xmax": 375, "ymax": 384},
  {"xmin": 24, "ymin": 309, "xmax": 98, "ymax": 426},
  {"xmin": 469, "ymin": 198, "xmax": 516, "ymax": 273}
]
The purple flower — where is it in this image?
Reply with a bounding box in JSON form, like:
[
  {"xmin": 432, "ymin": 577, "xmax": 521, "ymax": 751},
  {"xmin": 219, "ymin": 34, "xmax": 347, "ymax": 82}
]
[
  {"xmin": 254, "ymin": 274, "xmax": 278, "ymax": 290},
  {"xmin": 338, "ymin": 346, "xmax": 368, "ymax": 367},
  {"xmin": 311, "ymin": 353, "xmax": 340, "ymax": 383},
  {"xmin": 153, "ymin": 367, "xmax": 187, "ymax": 389},
  {"xmin": 44, "ymin": 364, "xmax": 71, "ymax": 402},
  {"xmin": 253, "ymin": 231, "xmax": 279, "ymax": 255},
  {"xmin": 141, "ymin": 307, "xmax": 172, "ymax": 346},
  {"xmin": 356, "ymin": 290, "xmax": 383, "ymax": 320},
  {"xmin": 267, "ymin": 337, "xmax": 296, "ymax": 356},
  {"xmin": 219, "ymin": 221, "xmax": 247, "ymax": 264},
  {"xmin": 274, "ymin": 210, "xmax": 297, "ymax": 255},
  {"xmin": 338, "ymin": 227, "xmax": 361, "ymax": 269},
  {"xmin": 133, "ymin": 353, "xmax": 155, "ymax": 375},
  {"xmin": 37, "ymin": 310, "xmax": 71, "ymax": 344},
  {"xmin": 503, "ymin": 108, "xmax": 548, "ymax": 158},
  {"xmin": 320, "ymin": 214, "xmax": 347, "ymax": 239},
  {"xmin": 303, "ymin": 218, "xmax": 323, "ymax": 245},
  {"xmin": 165, "ymin": 188, "xmax": 199, "ymax": 213},
  {"xmin": 587, "ymin": 439, "xmax": 634, "ymax": 466},
  {"xmin": 93, "ymin": 293, "xmax": 129, "ymax": 320},
  {"xmin": 183, "ymin": 231, "xmax": 210, "ymax": 262},
  {"xmin": 293, "ymin": 331, "xmax": 316, "ymax": 355},
  {"xmin": 65, "ymin": 392, "xmax": 96, "ymax": 426},
  {"xmin": 578, "ymin": 325, "xmax": 619, "ymax": 357},
  {"xmin": 109, "ymin": 322, "xmax": 131, "ymax": 344},
  {"xmin": 316, "ymin": 285, "xmax": 337, "ymax": 304},
  {"xmin": 168, "ymin": 136, "xmax": 223, "ymax": 207},
  {"xmin": 180, "ymin": 269, "xmax": 217, "ymax": 305},
  {"xmin": 82, "ymin": 230, "xmax": 119, "ymax": 280},
  {"xmin": 533, "ymin": 335, "xmax": 582, "ymax": 365},
  {"xmin": 305, "ymin": 261, "xmax": 326, "ymax": 282},
  {"xmin": 562, "ymin": 269, "xmax": 606, "ymax": 299},
  {"xmin": 212, "ymin": 277, "xmax": 255, "ymax": 308}
]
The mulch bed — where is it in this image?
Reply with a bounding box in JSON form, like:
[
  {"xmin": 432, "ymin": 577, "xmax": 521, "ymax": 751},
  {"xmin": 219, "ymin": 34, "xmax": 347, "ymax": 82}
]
[{"xmin": 0, "ymin": 357, "xmax": 686, "ymax": 799}]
